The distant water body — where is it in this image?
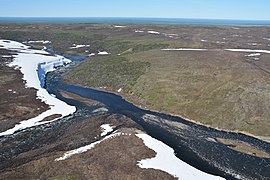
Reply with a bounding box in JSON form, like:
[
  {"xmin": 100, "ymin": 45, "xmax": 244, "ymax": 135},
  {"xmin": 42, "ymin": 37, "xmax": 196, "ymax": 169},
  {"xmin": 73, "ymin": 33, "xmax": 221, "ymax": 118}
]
[{"xmin": 1, "ymin": 17, "xmax": 270, "ymax": 26}]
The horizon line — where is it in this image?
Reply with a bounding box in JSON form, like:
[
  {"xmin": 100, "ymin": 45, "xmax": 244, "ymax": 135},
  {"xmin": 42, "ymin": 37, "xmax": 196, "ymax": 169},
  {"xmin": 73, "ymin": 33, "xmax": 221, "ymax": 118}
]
[{"xmin": 1, "ymin": 16, "xmax": 270, "ymax": 21}]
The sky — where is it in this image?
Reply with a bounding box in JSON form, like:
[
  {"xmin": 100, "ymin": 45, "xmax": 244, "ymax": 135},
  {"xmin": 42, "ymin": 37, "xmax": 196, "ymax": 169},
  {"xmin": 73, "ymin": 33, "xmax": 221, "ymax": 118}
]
[{"xmin": 1, "ymin": 0, "xmax": 270, "ymax": 20}]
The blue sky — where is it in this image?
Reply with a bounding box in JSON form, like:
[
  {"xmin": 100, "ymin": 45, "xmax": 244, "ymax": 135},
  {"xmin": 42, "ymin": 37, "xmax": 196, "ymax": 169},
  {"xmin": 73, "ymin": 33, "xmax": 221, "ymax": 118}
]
[{"xmin": 1, "ymin": 0, "xmax": 270, "ymax": 20}]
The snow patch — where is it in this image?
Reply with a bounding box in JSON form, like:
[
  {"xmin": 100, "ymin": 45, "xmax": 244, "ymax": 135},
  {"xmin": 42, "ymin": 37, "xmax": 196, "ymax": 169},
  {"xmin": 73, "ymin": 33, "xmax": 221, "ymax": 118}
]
[
  {"xmin": 117, "ymin": 88, "xmax": 122, "ymax": 93},
  {"xmin": 92, "ymin": 107, "xmax": 108, "ymax": 113},
  {"xmin": 88, "ymin": 53, "xmax": 96, "ymax": 57},
  {"xmin": 162, "ymin": 48, "xmax": 208, "ymax": 51},
  {"xmin": 0, "ymin": 40, "xmax": 29, "ymax": 49},
  {"xmin": 263, "ymin": 38, "xmax": 270, "ymax": 41},
  {"xmin": 135, "ymin": 30, "xmax": 144, "ymax": 33},
  {"xmin": 69, "ymin": 44, "xmax": 90, "ymax": 49},
  {"xmin": 136, "ymin": 133, "xmax": 224, "ymax": 180},
  {"xmin": 100, "ymin": 124, "xmax": 114, "ymax": 136},
  {"xmin": 216, "ymin": 41, "xmax": 226, "ymax": 44},
  {"xmin": 246, "ymin": 53, "xmax": 261, "ymax": 57},
  {"xmin": 206, "ymin": 137, "xmax": 218, "ymax": 143},
  {"xmin": 114, "ymin": 25, "xmax": 126, "ymax": 28},
  {"xmin": 38, "ymin": 57, "xmax": 70, "ymax": 87},
  {"xmin": 25, "ymin": 40, "xmax": 51, "ymax": 44},
  {"xmin": 225, "ymin": 49, "xmax": 270, "ymax": 54},
  {"xmin": 0, "ymin": 39, "xmax": 76, "ymax": 136},
  {"xmin": 1, "ymin": 55, "xmax": 14, "ymax": 58},
  {"xmin": 166, "ymin": 33, "xmax": 178, "ymax": 36},
  {"xmin": 147, "ymin": 31, "xmax": 160, "ymax": 34},
  {"xmin": 247, "ymin": 43, "xmax": 260, "ymax": 46},
  {"xmin": 163, "ymin": 33, "xmax": 179, "ymax": 38},
  {"xmin": 55, "ymin": 132, "xmax": 121, "ymax": 161},
  {"xmin": 98, "ymin": 51, "xmax": 110, "ymax": 55}
]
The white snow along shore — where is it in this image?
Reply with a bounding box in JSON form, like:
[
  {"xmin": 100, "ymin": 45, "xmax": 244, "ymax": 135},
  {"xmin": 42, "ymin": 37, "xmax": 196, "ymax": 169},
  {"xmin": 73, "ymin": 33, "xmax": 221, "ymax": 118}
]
[
  {"xmin": 225, "ymin": 49, "xmax": 270, "ymax": 54},
  {"xmin": 24, "ymin": 40, "xmax": 51, "ymax": 44},
  {"xmin": 162, "ymin": 48, "xmax": 208, "ymax": 51},
  {"xmin": 148, "ymin": 30, "xmax": 160, "ymax": 34},
  {"xmin": 69, "ymin": 44, "xmax": 90, "ymax": 49},
  {"xmin": 98, "ymin": 51, "xmax": 110, "ymax": 55},
  {"xmin": 0, "ymin": 39, "xmax": 76, "ymax": 136},
  {"xmin": 136, "ymin": 133, "xmax": 225, "ymax": 180},
  {"xmin": 55, "ymin": 132, "xmax": 122, "ymax": 161},
  {"xmin": 100, "ymin": 124, "xmax": 114, "ymax": 136}
]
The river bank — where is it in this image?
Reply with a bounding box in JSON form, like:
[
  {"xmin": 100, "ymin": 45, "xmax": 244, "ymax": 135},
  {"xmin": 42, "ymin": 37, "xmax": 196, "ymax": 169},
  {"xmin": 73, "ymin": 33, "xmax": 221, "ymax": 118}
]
[
  {"xmin": 63, "ymin": 77, "xmax": 270, "ymax": 145},
  {"xmin": 57, "ymin": 71, "xmax": 270, "ymax": 179}
]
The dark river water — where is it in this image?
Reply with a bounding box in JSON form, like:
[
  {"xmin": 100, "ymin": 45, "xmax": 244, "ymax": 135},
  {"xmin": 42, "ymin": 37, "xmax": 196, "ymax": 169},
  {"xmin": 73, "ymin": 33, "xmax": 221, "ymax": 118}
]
[{"xmin": 44, "ymin": 56, "xmax": 270, "ymax": 180}]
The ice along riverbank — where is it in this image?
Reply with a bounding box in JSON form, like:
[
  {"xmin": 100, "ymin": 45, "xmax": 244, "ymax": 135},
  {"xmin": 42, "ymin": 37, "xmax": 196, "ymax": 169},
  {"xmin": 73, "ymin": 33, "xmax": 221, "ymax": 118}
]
[{"xmin": 0, "ymin": 40, "xmax": 76, "ymax": 136}]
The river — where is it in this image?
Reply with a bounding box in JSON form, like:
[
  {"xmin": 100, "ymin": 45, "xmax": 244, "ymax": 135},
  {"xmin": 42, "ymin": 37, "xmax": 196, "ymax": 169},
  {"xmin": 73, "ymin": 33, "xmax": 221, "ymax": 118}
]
[
  {"xmin": 45, "ymin": 55, "xmax": 270, "ymax": 180},
  {"xmin": 0, "ymin": 53, "xmax": 269, "ymax": 179}
]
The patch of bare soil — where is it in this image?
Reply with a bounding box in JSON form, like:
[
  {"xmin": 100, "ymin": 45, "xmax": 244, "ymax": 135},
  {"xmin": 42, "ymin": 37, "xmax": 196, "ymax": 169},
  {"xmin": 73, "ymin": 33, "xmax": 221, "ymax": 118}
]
[
  {"xmin": 0, "ymin": 115, "xmax": 176, "ymax": 180},
  {"xmin": 59, "ymin": 90, "xmax": 98, "ymax": 106},
  {"xmin": 0, "ymin": 49, "xmax": 49, "ymax": 132},
  {"xmin": 40, "ymin": 114, "xmax": 62, "ymax": 122},
  {"xmin": 217, "ymin": 138, "xmax": 270, "ymax": 158}
]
